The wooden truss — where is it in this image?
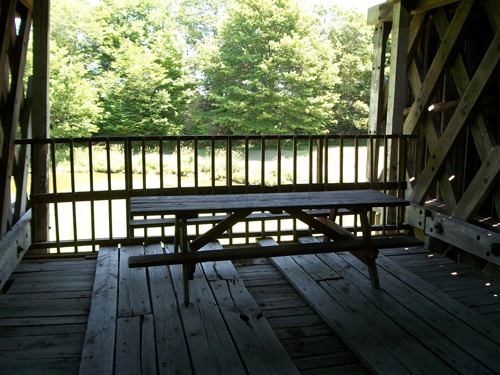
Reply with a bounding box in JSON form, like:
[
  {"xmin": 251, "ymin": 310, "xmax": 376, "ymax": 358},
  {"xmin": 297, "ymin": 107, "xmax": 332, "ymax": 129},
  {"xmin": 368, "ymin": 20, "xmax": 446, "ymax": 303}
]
[
  {"xmin": 0, "ymin": 0, "xmax": 33, "ymax": 237},
  {"xmin": 368, "ymin": 0, "xmax": 500, "ymax": 265}
]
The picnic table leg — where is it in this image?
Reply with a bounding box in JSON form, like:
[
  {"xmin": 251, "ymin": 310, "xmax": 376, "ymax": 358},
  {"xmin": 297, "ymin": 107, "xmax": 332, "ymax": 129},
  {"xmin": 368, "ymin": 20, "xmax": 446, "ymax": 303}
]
[
  {"xmin": 179, "ymin": 217, "xmax": 190, "ymax": 306},
  {"xmin": 358, "ymin": 208, "xmax": 380, "ymax": 289}
]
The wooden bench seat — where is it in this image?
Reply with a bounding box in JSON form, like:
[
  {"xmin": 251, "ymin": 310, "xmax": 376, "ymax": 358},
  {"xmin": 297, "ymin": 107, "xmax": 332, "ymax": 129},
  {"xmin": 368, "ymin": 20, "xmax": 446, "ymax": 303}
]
[
  {"xmin": 129, "ymin": 236, "xmax": 423, "ymax": 268},
  {"xmin": 130, "ymin": 208, "xmax": 354, "ymax": 230}
]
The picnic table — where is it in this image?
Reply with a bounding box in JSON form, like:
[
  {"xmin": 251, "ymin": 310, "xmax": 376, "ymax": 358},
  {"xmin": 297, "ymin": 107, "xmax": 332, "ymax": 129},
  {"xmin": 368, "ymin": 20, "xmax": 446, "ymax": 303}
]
[{"xmin": 129, "ymin": 190, "xmax": 420, "ymax": 305}]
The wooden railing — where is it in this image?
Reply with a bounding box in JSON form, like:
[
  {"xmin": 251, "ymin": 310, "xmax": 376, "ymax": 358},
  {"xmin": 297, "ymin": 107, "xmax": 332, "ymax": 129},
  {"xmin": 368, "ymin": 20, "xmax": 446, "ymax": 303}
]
[{"xmin": 14, "ymin": 135, "xmax": 416, "ymax": 254}]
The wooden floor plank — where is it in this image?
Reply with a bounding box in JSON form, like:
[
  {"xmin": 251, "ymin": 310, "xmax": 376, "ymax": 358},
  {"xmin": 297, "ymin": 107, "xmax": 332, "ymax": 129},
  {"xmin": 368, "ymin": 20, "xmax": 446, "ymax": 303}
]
[
  {"xmin": 319, "ymin": 252, "xmax": 496, "ymax": 375},
  {"xmin": 145, "ymin": 245, "xmax": 193, "ymax": 375},
  {"xmin": 118, "ymin": 245, "xmax": 151, "ymax": 317},
  {"xmin": 1, "ymin": 290, "xmax": 92, "ymax": 300},
  {"xmin": 168, "ymin": 252, "xmax": 247, "ymax": 375},
  {"xmin": 0, "ymin": 332, "xmax": 85, "ymax": 358},
  {"xmin": 6, "ymin": 280, "xmax": 94, "ymax": 294},
  {"xmin": 115, "ymin": 317, "xmax": 142, "ymax": 375},
  {"xmin": 141, "ymin": 314, "xmax": 158, "ymax": 375},
  {"xmin": 0, "ymin": 298, "xmax": 90, "ymax": 318},
  {"xmin": 210, "ymin": 277, "xmax": 300, "ymax": 374},
  {"xmin": 376, "ymin": 254, "xmax": 500, "ymax": 349},
  {"xmin": 271, "ymin": 255, "xmax": 410, "ymax": 375},
  {"xmin": 334, "ymin": 252, "xmax": 500, "ymax": 374},
  {"xmin": 0, "ymin": 323, "xmax": 87, "ymax": 337},
  {"xmin": 199, "ymin": 241, "xmax": 240, "ymax": 282},
  {"xmin": 0, "ymin": 357, "xmax": 81, "ymax": 375},
  {"xmin": 293, "ymin": 352, "xmax": 360, "ymax": 371},
  {"xmin": 79, "ymin": 247, "xmax": 119, "ymax": 375},
  {"xmin": 280, "ymin": 335, "xmax": 346, "ymax": 359},
  {"xmin": 13, "ymin": 260, "xmax": 96, "ymax": 273},
  {"xmin": 285, "ymin": 250, "xmax": 454, "ymax": 375}
]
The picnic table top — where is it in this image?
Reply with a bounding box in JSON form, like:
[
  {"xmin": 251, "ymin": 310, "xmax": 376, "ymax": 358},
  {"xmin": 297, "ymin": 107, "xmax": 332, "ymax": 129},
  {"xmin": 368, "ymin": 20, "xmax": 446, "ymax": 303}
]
[{"xmin": 130, "ymin": 189, "xmax": 408, "ymax": 216}]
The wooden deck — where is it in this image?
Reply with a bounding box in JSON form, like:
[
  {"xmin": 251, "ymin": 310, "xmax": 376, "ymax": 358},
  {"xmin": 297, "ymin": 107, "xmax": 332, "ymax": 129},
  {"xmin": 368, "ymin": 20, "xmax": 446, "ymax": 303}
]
[{"xmin": 1, "ymin": 241, "xmax": 500, "ymax": 374}]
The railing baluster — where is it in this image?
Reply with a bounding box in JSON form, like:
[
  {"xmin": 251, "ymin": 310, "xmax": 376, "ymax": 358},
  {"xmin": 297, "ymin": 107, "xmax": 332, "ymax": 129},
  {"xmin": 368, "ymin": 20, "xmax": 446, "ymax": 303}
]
[
  {"xmin": 261, "ymin": 136, "xmax": 265, "ymax": 192},
  {"xmin": 309, "ymin": 137, "xmax": 313, "ymax": 186},
  {"xmin": 324, "ymin": 136, "xmax": 329, "ymax": 190},
  {"xmin": 88, "ymin": 140, "xmax": 96, "ymax": 251},
  {"xmin": 194, "ymin": 137, "xmax": 199, "ymax": 194},
  {"xmin": 339, "ymin": 136, "xmax": 344, "ymax": 190},
  {"xmin": 354, "ymin": 136, "xmax": 359, "ymax": 189},
  {"xmin": 70, "ymin": 139, "xmax": 78, "ymax": 251},
  {"xmin": 125, "ymin": 139, "xmax": 132, "ymax": 243},
  {"xmin": 277, "ymin": 136, "xmax": 282, "ymax": 192},
  {"xmin": 106, "ymin": 139, "xmax": 113, "ymax": 245},
  {"xmin": 227, "ymin": 137, "xmax": 232, "ymax": 194},
  {"xmin": 51, "ymin": 140, "xmax": 60, "ymax": 253},
  {"xmin": 382, "ymin": 135, "xmax": 388, "ymax": 235},
  {"xmin": 142, "ymin": 138, "xmax": 147, "ymax": 190},
  {"xmin": 211, "ymin": 137, "xmax": 215, "ymax": 195},
  {"xmin": 293, "ymin": 136, "xmax": 297, "ymax": 191},
  {"xmin": 159, "ymin": 137, "xmax": 164, "ymax": 190},
  {"xmin": 245, "ymin": 137, "xmax": 249, "ymax": 194},
  {"xmin": 177, "ymin": 138, "xmax": 182, "ymax": 192}
]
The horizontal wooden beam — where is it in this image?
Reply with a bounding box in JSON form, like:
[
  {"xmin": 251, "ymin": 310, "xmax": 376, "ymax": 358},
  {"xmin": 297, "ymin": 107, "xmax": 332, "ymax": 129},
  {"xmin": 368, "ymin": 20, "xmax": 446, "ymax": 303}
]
[
  {"xmin": 367, "ymin": 0, "xmax": 462, "ymax": 25},
  {"xmin": 425, "ymin": 212, "xmax": 500, "ymax": 266},
  {"xmin": 128, "ymin": 236, "xmax": 423, "ymax": 268},
  {"xmin": 0, "ymin": 209, "xmax": 31, "ymax": 290}
]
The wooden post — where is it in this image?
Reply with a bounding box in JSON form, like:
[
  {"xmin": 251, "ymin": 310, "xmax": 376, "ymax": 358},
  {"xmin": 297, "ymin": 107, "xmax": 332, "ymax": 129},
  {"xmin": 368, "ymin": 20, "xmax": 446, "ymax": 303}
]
[
  {"xmin": 386, "ymin": 0, "xmax": 410, "ymax": 173},
  {"xmin": 386, "ymin": 0, "xmax": 410, "ymax": 224},
  {"xmin": 367, "ymin": 22, "xmax": 391, "ymax": 184},
  {"xmin": 32, "ymin": 0, "xmax": 50, "ymax": 245}
]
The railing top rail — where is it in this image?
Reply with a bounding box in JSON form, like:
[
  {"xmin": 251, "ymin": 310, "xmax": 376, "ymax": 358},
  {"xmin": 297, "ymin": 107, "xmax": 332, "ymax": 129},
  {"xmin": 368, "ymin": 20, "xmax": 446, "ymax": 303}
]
[{"xmin": 15, "ymin": 134, "xmax": 418, "ymax": 145}]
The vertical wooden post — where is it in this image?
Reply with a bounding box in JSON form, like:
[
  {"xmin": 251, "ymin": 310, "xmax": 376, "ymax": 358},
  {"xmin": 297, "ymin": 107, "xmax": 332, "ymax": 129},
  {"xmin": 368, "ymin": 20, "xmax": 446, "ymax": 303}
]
[
  {"xmin": 32, "ymin": 0, "xmax": 50, "ymax": 244},
  {"xmin": 386, "ymin": 0, "xmax": 410, "ymax": 166},
  {"xmin": 316, "ymin": 138, "xmax": 323, "ymax": 184},
  {"xmin": 386, "ymin": 1, "xmax": 410, "ymax": 224}
]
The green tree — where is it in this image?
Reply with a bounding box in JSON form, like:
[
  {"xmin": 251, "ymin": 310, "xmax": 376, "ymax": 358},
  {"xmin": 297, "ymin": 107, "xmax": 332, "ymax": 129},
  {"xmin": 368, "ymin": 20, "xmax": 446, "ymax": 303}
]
[
  {"xmin": 199, "ymin": 0, "xmax": 339, "ymax": 135},
  {"xmin": 95, "ymin": 0, "xmax": 196, "ymax": 135},
  {"xmin": 49, "ymin": 0, "xmax": 102, "ymax": 137},
  {"xmin": 317, "ymin": 5, "xmax": 373, "ymax": 134}
]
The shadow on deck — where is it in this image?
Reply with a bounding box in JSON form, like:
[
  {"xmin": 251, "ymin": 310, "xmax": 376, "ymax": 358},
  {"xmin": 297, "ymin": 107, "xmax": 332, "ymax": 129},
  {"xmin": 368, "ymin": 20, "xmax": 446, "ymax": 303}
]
[{"xmin": 1, "ymin": 241, "xmax": 500, "ymax": 374}]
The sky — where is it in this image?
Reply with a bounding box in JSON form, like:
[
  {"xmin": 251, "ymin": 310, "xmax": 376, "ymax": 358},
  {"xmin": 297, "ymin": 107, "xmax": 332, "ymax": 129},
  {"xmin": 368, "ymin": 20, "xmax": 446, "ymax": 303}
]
[{"xmin": 308, "ymin": 0, "xmax": 383, "ymax": 13}]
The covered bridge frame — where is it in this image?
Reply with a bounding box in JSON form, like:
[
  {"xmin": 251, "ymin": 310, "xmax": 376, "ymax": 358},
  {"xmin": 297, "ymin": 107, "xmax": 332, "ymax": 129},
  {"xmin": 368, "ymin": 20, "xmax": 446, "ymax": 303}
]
[{"xmin": 1, "ymin": 0, "xmax": 500, "ymax": 276}]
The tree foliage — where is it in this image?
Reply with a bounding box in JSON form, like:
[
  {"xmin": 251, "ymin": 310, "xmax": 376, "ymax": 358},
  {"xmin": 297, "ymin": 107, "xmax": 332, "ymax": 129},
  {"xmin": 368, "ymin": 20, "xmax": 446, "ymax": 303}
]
[
  {"xmin": 197, "ymin": 0, "xmax": 339, "ymax": 135},
  {"xmin": 46, "ymin": 0, "xmax": 374, "ymax": 137},
  {"xmin": 318, "ymin": 5, "xmax": 373, "ymax": 134}
]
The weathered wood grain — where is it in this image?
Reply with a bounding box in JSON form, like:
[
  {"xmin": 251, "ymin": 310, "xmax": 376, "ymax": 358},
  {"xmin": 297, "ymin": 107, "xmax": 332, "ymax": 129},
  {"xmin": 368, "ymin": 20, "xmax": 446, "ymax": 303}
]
[
  {"xmin": 320, "ymin": 251, "xmax": 496, "ymax": 375},
  {"xmin": 199, "ymin": 241, "xmax": 240, "ymax": 281},
  {"xmin": 0, "ymin": 209, "xmax": 31, "ymax": 290},
  {"xmin": 0, "ymin": 333, "xmax": 85, "ymax": 357},
  {"xmin": 118, "ymin": 245, "xmax": 151, "ymax": 317},
  {"xmin": 131, "ymin": 190, "xmax": 408, "ymax": 216},
  {"xmin": 285, "ymin": 237, "xmax": 453, "ymax": 375},
  {"xmin": 115, "ymin": 316, "xmax": 142, "ymax": 375},
  {"xmin": 271, "ymin": 255, "xmax": 410, "ymax": 374},
  {"xmin": 129, "ymin": 236, "xmax": 423, "ymax": 268},
  {"xmin": 209, "ymin": 277, "xmax": 301, "ymax": 374},
  {"xmin": 146, "ymin": 245, "xmax": 192, "ymax": 375},
  {"xmin": 141, "ymin": 314, "xmax": 158, "ymax": 375},
  {"xmin": 0, "ymin": 357, "xmax": 81, "ymax": 375},
  {"xmin": 79, "ymin": 247, "xmax": 119, "ymax": 375},
  {"xmin": 170, "ymin": 262, "xmax": 246, "ymax": 375},
  {"xmin": 0, "ymin": 297, "xmax": 90, "ymax": 318}
]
